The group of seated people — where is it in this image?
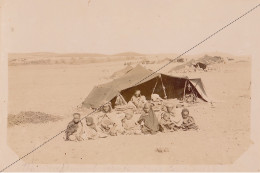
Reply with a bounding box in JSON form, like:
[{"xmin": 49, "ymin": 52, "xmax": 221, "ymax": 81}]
[{"xmin": 65, "ymin": 90, "xmax": 198, "ymax": 141}]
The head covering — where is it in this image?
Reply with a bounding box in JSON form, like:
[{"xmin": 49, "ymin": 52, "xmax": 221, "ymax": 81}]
[
  {"xmin": 86, "ymin": 116, "xmax": 94, "ymax": 124},
  {"xmin": 181, "ymin": 108, "xmax": 189, "ymax": 115},
  {"xmin": 102, "ymin": 102, "xmax": 112, "ymax": 112},
  {"xmin": 143, "ymin": 102, "xmax": 150, "ymax": 109},
  {"xmin": 162, "ymin": 112, "xmax": 170, "ymax": 119},
  {"xmin": 135, "ymin": 90, "xmax": 141, "ymax": 95},
  {"xmin": 73, "ymin": 113, "xmax": 81, "ymax": 118},
  {"xmin": 124, "ymin": 109, "xmax": 134, "ymax": 120},
  {"xmin": 151, "ymin": 94, "xmax": 163, "ymax": 102}
]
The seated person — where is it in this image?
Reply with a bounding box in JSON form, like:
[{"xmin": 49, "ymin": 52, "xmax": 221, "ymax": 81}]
[
  {"xmin": 162, "ymin": 102, "xmax": 183, "ymax": 130},
  {"xmin": 181, "ymin": 108, "xmax": 199, "ymax": 131},
  {"xmin": 65, "ymin": 113, "xmax": 83, "ymax": 141},
  {"xmin": 121, "ymin": 109, "xmax": 141, "ymax": 135},
  {"xmin": 186, "ymin": 83, "xmax": 192, "ymax": 95},
  {"xmin": 137, "ymin": 103, "xmax": 160, "ymax": 135},
  {"xmin": 83, "ymin": 116, "xmax": 107, "ymax": 140},
  {"xmin": 115, "ymin": 94, "xmax": 127, "ymax": 107},
  {"xmin": 99, "ymin": 118, "xmax": 117, "ymax": 136},
  {"xmin": 101, "ymin": 102, "xmax": 112, "ymax": 113},
  {"xmin": 96, "ymin": 102, "xmax": 119, "ymax": 136},
  {"xmin": 93, "ymin": 102, "xmax": 112, "ymax": 124},
  {"xmin": 160, "ymin": 113, "xmax": 175, "ymax": 132},
  {"xmin": 129, "ymin": 90, "xmax": 147, "ymax": 109},
  {"xmin": 184, "ymin": 83, "xmax": 197, "ymax": 103},
  {"xmin": 151, "ymin": 94, "xmax": 163, "ymax": 103},
  {"xmin": 150, "ymin": 94, "xmax": 164, "ymax": 111}
]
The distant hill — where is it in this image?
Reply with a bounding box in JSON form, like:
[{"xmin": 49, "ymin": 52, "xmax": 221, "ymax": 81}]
[
  {"xmin": 55, "ymin": 53, "xmax": 106, "ymax": 58},
  {"xmin": 9, "ymin": 52, "xmax": 146, "ymax": 59},
  {"xmin": 113, "ymin": 52, "xmax": 145, "ymax": 57},
  {"xmin": 9, "ymin": 52, "xmax": 106, "ymax": 58},
  {"xmin": 9, "ymin": 51, "xmax": 250, "ymax": 59},
  {"xmin": 8, "ymin": 51, "xmax": 250, "ymax": 66}
]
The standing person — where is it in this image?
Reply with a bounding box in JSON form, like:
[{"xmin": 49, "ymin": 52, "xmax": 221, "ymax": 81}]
[
  {"xmin": 137, "ymin": 103, "xmax": 160, "ymax": 134},
  {"xmin": 181, "ymin": 108, "xmax": 199, "ymax": 131},
  {"xmin": 129, "ymin": 90, "xmax": 147, "ymax": 109},
  {"xmin": 65, "ymin": 113, "xmax": 83, "ymax": 141}
]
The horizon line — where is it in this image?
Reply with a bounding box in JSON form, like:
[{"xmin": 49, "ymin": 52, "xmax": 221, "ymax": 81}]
[{"xmin": 8, "ymin": 51, "xmax": 251, "ymax": 57}]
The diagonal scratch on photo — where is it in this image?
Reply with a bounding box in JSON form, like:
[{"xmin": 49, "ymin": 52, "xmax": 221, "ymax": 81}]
[
  {"xmin": 2, "ymin": 0, "xmax": 258, "ymax": 170},
  {"xmin": 8, "ymin": 53, "xmax": 252, "ymax": 165}
]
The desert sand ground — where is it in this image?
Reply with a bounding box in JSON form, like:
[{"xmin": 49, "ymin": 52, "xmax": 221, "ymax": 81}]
[{"xmin": 7, "ymin": 59, "xmax": 251, "ymax": 165}]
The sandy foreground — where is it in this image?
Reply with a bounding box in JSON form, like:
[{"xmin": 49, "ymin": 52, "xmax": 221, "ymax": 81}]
[{"xmin": 7, "ymin": 60, "xmax": 252, "ymax": 166}]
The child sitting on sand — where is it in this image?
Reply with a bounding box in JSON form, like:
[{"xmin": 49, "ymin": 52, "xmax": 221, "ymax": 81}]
[
  {"xmin": 121, "ymin": 109, "xmax": 141, "ymax": 135},
  {"xmin": 65, "ymin": 113, "xmax": 83, "ymax": 141},
  {"xmin": 161, "ymin": 102, "xmax": 183, "ymax": 131},
  {"xmin": 181, "ymin": 108, "xmax": 199, "ymax": 131},
  {"xmin": 83, "ymin": 116, "xmax": 107, "ymax": 140},
  {"xmin": 95, "ymin": 102, "xmax": 118, "ymax": 136},
  {"xmin": 137, "ymin": 103, "xmax": 160, "ymax": 135},
  {"xmin": 97, "ymin": 114, "xmax": 118, "ymax": 136},
  {"xmin": 160, "ymin": 113, "xmax": 175, "ymax": 132}
]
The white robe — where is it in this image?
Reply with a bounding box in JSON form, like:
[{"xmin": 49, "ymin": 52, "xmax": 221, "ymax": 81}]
[{"xmin": 170, "ymin": 108, "xmax": 183, "ymax": 127}]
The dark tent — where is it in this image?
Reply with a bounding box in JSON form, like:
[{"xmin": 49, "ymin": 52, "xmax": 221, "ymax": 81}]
[
  {"xmin": 194, "ymin": 62, "xmax": 207, "ymax": 70},
  {"xmin": 110, "ymin": 65, "xmax": 133, "ymax": 79},
  {"xmin": 198, "ymin": 55, "xmax": 224, "ymax": 64},
  {"xmin": 169, "ymin": 59, "xmax": 196, "ymax": 72},
  {"xmin": 169, "ymin": 55, "xmax": 224, "ymax": 72},
  {"xmin": 82, "ymin": 65, "xmax": 209, "ymax": 109}
]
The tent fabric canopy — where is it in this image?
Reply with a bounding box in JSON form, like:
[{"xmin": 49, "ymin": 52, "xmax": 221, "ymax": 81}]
[
  {"xmin": 82, "ymin": 65, "xmax": 209, "ymax": 109},
  {"xmin": 104, "ymin": 64, "xmax": 159, "ymax": 90},
  {"xmin": 110, "ymin": 65, "xmax": 133, "ymax": 79}
]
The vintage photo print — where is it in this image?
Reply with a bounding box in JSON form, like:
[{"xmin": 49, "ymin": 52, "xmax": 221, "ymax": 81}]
[{"xmin": 0, "ymin": 0, "xmax": 260, "ymax": 172}]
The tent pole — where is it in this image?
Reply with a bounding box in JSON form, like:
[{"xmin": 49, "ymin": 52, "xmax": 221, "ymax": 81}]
[
  {"xmin": 152, "ymin": 77, "xmax": 158, "ymax": 94},
  {"xmin": 189, "ymin": 82, "xmax": 198, "ymax": 102},
  {"xmin": 190, "ymin": 80, "xmax": 199, "ymax": 97},
  {"xmin": 119, "ymin": 93, "xmax": 127, "ymax": 105},
  {"xmin": 190, "ymin": 83, "xmax": 197, "ymax": 97},
  {"xmin": 160, "ymin": 75, "xmax": 167, "ymax": 99},
  {"xmin": 183, "ymin": 80, "xmax": 188, "ymax": 101}
]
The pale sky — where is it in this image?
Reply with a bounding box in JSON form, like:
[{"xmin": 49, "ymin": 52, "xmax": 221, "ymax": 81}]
[{"xmin": 1, "ymin": 0, "xmax": 260, "ymax": 55}]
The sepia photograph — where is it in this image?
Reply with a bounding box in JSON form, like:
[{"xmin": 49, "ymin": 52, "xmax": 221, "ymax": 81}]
[{"xmin": 0, "ymin": 0, "xmax": 260, "ymax": 172}]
